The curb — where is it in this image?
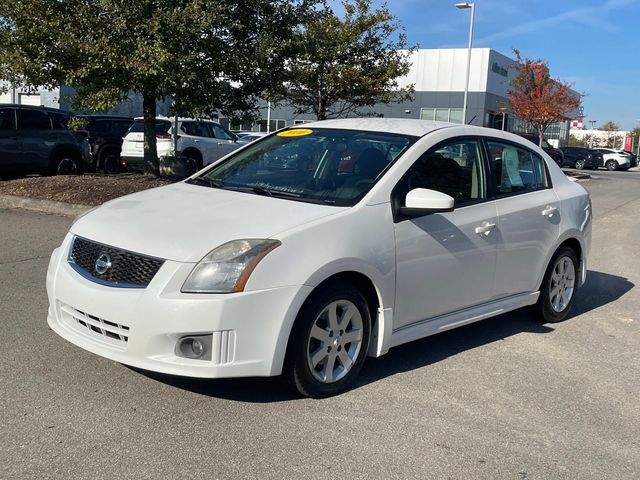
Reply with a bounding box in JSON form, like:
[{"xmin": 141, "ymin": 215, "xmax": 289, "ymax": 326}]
[
  {"xmin": 563, "ymin": 170, "xmax": 591, "ymax": 180},
  {"xmin": 0, "ymin": 194, "xmax": 93, "ymax": 217}
]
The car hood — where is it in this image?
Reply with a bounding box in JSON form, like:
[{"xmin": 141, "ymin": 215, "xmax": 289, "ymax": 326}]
[{"xmin": 71, "ymin": 183, "xmax": 346, "ymax": 262}]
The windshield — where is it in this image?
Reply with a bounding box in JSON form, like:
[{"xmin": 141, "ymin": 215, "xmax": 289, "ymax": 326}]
[{"xmin": 190, "ymin": 128, "xmax": 416, "ymax": 206}]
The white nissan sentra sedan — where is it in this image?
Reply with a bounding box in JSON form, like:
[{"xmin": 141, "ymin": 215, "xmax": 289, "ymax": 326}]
[{"xmin": 46, "ymin": 119, "xmax": 591, "ymax": 398}]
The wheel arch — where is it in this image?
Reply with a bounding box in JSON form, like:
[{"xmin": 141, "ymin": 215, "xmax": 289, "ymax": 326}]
[
  {"xmin": 182, "ymin": 147, "xmax": 203, "ymax": 165},
  {"xmin": 536, "ymin": 236, "xmax": 585, "ymax": 291},
  {"xmin": 271, "ymin": 268, "xmax": 387, "ymax": 376}
]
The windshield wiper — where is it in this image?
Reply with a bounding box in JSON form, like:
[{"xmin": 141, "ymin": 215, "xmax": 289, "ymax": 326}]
[{"xmin": 250, "ymin": 186, "xmax": 302, "ymax": 198}]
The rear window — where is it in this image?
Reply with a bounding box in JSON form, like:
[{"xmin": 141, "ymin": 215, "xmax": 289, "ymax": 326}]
[
  {"xmin": 0, "ymin": 108, "xmax": 15, "ymax": 130},
  {"xmin": 128, "ymin": 120, "xmax": 171, "ymax": 134}
]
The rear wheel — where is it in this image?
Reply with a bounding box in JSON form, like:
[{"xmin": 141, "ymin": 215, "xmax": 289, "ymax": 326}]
[
  {"xmin": 605, "ymin": 160, "xmax": 618, "ymax": 171},
  {"xmin": 52, "ymin": 153, "xmax": 80, "ymax": 175},
  {"xmin": 535, "ymin": 246, "xmax": 578, "ymax": 323},
  {"xmin": 99, "ymin": 148, "xmax": 121, "ymax": 174},
  {"xmin": 283, "ymin": 283, "xmax": 371, "ymax": 398},
  {"xmin": 183, "ymin": 151, "xmax": 202, "ymax": 177},
  {"xmin": 574, "ymin": 158, "xmax": 586, "ymax": 170}
]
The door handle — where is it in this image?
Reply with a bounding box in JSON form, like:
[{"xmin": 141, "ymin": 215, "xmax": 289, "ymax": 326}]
[
  {"xmin": 541, "ymin": 206, "xmax": 557, "ymax": 218},
  {"xmin": 475, "ymin": 222, "xmax": 496, "ymax": 236},
  {"xmin": 193, "ymin": 139, "xmax": 199, "ymax": 143}
]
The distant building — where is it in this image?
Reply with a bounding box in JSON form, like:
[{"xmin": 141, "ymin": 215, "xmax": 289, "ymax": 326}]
[
  {"xmin": 570, "ymin": 128, "xmax": 629, "ymax": 149},
  {"xmin": 224, "ymin": 48, "xmax": 578, "ymax": 146}
]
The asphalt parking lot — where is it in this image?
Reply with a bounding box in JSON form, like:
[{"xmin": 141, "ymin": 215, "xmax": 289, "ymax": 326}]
[{"xmin": 1, "ymin": 170, "xmax": 639, "ymax": 480}]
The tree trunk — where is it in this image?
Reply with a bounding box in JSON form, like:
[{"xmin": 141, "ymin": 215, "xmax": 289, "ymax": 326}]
[
  {"xmin": 538, "ymin": 128, "xmax": 545, "ymax": 148},
  {"xmin": 143, "ymin": 93, "xmax": 159, "ymax": 176}
]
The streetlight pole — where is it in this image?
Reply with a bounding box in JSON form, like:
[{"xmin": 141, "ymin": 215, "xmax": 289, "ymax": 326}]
[{"xmin": 456, "ymin": 2, "xmax": 475, "ymax": 125}]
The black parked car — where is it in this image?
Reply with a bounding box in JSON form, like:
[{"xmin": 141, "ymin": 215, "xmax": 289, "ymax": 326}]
[
  {"xmin": 0, "ymin": 104, "xmax": 91, "ymax": 177},
  {"xmin": 559, "ymin": 147, "xmax": 604, "ymax": 170},
  {"xmin": 75, "ymin": 115, "xmax": 133, "ymax": 173},
  {"xmin": 518, "ymin": 134, "xmax": 564, "ymax": 167}
]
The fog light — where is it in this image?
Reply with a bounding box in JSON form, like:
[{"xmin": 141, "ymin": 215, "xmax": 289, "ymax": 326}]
[
  {"xmin": 191, "ymin": 339, "xmax": 204, "ymax": 356},
  {"xmin": 176, "ymin": 334, "xmax": 212, "ymax": 361}
]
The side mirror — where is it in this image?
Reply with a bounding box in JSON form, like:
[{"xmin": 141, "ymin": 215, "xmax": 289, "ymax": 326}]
[{"xmin": 397, "ymin": 188, "xmax": 454, "ymax": 219}]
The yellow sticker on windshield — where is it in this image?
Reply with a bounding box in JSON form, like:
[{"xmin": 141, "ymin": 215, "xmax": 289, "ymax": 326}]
[{"xmin": 277, "ymin": 129, "xmax": 313, "ymax": 137}]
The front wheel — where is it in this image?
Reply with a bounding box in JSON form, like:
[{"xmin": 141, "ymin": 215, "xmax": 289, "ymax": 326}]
[
  {"xmin": 605, "ymin": 160, "xmax": 618, "ymax": 171},
  {"xmin": 535, "ymin": 247, "xmax": 578, "ymax": 323},
  {"xmin": 283, "ymin": 283, "xmax": 371, "ymax": 398},
  {"xmin": 574, "ymin": 158, "xmax": 586, "ymax": 170}
]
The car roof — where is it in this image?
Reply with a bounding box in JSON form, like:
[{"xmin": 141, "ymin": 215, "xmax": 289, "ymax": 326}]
[
  {"xmin": 133, "ymin": 116, "xmax": 221, "ymax": 123},
  {"xmin": 299, "ymin": 118, "xmax": 454, "ymax": 137},
  {"xmin": 77, "ymin": 114, "xmax": 133, "ymax": 120},
  {"xmin": 0, "ymin": 103, "xmax": 74, "ymax": 115}
]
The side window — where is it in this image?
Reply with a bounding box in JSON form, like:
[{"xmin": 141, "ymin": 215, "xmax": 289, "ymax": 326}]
[
  {"xmin": 0, "ymin": 109, "xmax": 15, "ymax": 130},
  {"xmin": 17, "ymin": 109, "xmax": 51, "ymax": 130},
  {"xmin": 397, "ymin": 138, "xmax": 485, "ymax": 206},
  {"xmin": 209, "ymin": 123, "xmax": 234, "ymax": 141},
  {"xmin": 49, "ymin": 113, "xmax": 70, "ymax": 129},
  {"xmin": 487, "ymin": 140, "xmax": 547, "ymax": 196}
]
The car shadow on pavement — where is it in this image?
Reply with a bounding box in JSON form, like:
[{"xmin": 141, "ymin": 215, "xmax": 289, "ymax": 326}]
[{"xmin": 132, "ymin": 269, "xmax": 633, "ymax": 402}]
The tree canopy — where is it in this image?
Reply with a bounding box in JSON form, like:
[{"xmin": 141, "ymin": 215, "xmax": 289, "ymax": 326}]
[
  {"xmin": 1, "ymin": 0, "xmax": 302, "ymax": 172},
  {"xmin": 507, "ymin": 50, "xmax": 581, "ymax": 147},
  {"xmin": 281, "ymin": 0, "xmax": 415, "ymax": 120}
]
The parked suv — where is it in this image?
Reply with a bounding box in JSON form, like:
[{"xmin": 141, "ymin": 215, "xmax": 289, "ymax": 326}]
[
  {"xmin": 120, "ymin": 117, "xmax": 241, "ymax": 174},
  {"xmin": 519, "ymin": 134, "xmax": 564, "ymax": 167},
  {"xmin": 76, "ymin": 115, "xmax": 133, "ymax": 173},
  {"xmin": 0, "ymin": 104, "xmax": 91, "ymax": 177},
  {"xmin": 559, "ymin": 147, "xmax": 604, "ymax": 170},
  {"xmin": 594, "ymin": 148, "xmax": 631, "ymax": 171}
]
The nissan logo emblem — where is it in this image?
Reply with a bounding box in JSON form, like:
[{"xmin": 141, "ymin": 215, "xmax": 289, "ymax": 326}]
[{"xmin": 94, "ymin": 253, "xmax": 112, "ymax": 275}]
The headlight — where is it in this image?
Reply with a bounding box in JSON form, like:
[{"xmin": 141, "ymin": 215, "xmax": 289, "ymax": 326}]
[{"xmin": 181, "ymin": 239, "xmax": 281, "ymax": 293}]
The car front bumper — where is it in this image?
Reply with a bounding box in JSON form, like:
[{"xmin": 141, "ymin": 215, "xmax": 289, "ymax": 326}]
[{"xmin": 46, "ymin": 235, "xmax": 312, "ymax": 378}]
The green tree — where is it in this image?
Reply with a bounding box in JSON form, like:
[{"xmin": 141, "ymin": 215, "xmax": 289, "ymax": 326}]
[
  {"xmin": 600, "ymin": 120, "xmax": 621, "ymax": 148},
  {"xmin": 1, "ymin": 0, "xmax": 301, "ymax": 174},
  {"xmin": 507, "ymin": 50, "xmax": 582, "ymax": 148},
  {"xmin": 281, "ymin": 0, "xmax": 415, "ymax": 120}
]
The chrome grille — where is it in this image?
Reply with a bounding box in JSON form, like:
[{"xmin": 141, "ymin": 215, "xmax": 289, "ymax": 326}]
[{"xmin": 69, "ymin": 236, "xmax": 164, "ymax": 288}]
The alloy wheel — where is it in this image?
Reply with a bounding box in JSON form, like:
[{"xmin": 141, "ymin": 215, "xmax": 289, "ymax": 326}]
[
  {"xmin": 549, "ymin": 256, "xmax": 575, "ymax": 313},
  {"xmin": 57, "ymin": 157, "xmax": 78, "ymax": 175},
  {"xmin": 306, "ymin": 299, "xmax": 363, "ymax": 383}
]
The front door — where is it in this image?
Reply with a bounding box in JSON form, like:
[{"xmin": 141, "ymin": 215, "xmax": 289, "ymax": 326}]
[{"xmin": 393, "ymin": 137, "xmax": 498, "ymax": 330}]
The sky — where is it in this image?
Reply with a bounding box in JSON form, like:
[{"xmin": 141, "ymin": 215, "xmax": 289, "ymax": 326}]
[{"xmin": 333, "ymin": 0, "xmax": 640, "ymax": 131}]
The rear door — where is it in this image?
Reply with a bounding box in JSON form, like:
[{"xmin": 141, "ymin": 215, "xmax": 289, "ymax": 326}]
[
  {"xmin": 486, "ymin": 138, "xmax": 560, "ymax": 297},
  {"xmin": 0, "ymin": 108, "xmax": 20, "ymax": 169}
]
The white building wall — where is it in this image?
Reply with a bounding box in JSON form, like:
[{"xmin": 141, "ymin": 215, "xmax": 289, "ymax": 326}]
[{"xmin": 396, "ymin": 48, "xmax": 491, "ymax": 93}]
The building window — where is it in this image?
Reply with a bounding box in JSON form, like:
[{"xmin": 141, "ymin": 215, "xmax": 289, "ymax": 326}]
[
  {"xmin": 258, "ymin": 119, "xmax": 286, "ymax": 132},
  {"xmin": 420, "ymin": 108, "xmax": 435, "ymax": 121},
  {"xmin": 420, "ymin": 108, "xmax": 463, "ymax": 124},
  {"xmin": 449, "ymin": 109, "xmax": 463, "ymax": 124}
]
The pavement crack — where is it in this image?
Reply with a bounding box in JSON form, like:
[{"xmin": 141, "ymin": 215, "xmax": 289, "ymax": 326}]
[{"xmin": 0, "ymin": 255, "xmax": 50, "ymax": 266}]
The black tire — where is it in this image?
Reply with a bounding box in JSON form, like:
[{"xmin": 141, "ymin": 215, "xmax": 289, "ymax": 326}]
[
  {"xmin": 574, "ymin": 158, "xmax": 586, "ymax": 170},
  {"xmin": 183, "ymin": 151, "xmax": 202, "ymax": 177},
  {"xmin": 535, "ymin": 246, "xmax": 579, "ymax": 323},
  {"xmin": 99, "ymin": 148, "xmax": 121, "ymax": 174},
  {"xmin": 51, "ymin": 152, "xmax": 81, "ymax": 175},
  {"xmin": 283, "ymin": 282, "xmax": 371, "ymax": 398},
  {"xmin": 605, "ymin": 160, "xmax": 618, "ymax": 171}
]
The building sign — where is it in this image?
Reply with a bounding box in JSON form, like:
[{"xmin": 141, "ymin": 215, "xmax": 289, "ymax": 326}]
[
  {"xmin": 624, "ymin": 136, "xmax": 633, "ymax": 151},
  {"xmin": 491, "ymin": 62, "xmax": 508, "ymax": 77}
]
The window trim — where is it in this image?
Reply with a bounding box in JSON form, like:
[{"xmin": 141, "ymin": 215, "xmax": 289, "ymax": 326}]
[
  {"xmin": 480, "ymin": 136, "xmax": 553, "ymax": 200},
  {"xmin": 391, "ymin": 135, "xmax": 491, "ymax": 222}
]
